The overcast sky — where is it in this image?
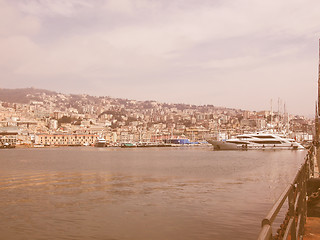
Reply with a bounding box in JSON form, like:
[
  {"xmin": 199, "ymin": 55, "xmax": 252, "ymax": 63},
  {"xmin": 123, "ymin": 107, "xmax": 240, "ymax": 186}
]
[{"xmin": 1, "ymin": 0, "xmax": 319, "ymax": 116}]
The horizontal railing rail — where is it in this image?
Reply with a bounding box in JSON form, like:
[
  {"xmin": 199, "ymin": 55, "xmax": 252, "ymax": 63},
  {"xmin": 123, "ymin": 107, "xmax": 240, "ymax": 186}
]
[{"xmin": 257, "ymin": 145, "xmax": 316, "ymax": 240}]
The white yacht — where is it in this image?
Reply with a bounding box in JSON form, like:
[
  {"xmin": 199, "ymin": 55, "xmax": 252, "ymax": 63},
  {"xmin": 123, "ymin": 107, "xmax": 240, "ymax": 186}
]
[
  {"xmin": 208, "ymin": 133, "xmax": 304, "ymax": 150},
  {"xmin": 94, "ymin": 138, "xmax": 107, "ymax": 147}
]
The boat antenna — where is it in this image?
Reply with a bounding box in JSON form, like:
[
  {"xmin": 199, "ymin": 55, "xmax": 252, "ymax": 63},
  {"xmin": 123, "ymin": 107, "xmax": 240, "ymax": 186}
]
[
  {"xmin": 316, "ymin": 101, "xmax": 319, "ymax": 144},
  {"xmin": 270, "ymin": 99, "xmax": 273, "ymax": 129},
  {"xmin": 277, "ymin": 97, "xmax": 280, "ymax": 132},
  {"xmin": 284, "ymin": 102, "xmax": 288, "ymax": 133},
  {"xmin": 318, "ymin": 39, "xmax": 320, "ymax": 121},
  {"xmin": 283, "ymin": 101, "xmax": 285, "ymax": 129}
]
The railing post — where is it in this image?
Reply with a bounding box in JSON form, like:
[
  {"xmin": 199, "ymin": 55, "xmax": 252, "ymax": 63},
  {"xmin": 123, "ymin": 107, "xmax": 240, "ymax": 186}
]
[
  {"xmin": 288, "ymin": 185, "xmax": 296, "ymax": 240},
  {"xmin": 300, "ymin": 164, "xmax": 308, "ymax": 237},
  {"xmin": 312, "ymin": 145, "xmax": 316, "ymax": 177},
  {"xmin": 298, "ymin": 167, "xmax": 304, "ymax": 238},
  {"xmin": 257, "ymin": 144, "xmax": 316, "ymax": 240}
]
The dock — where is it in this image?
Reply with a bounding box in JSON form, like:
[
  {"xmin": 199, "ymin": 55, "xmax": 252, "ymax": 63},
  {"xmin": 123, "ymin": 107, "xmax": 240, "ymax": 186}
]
[
  {"xmin": 259, "ymin": 39, "xmax": 320, "ymax": 239},
  {"xmin": 257, "ymin": 145, "xmax": 320, "ymax": 240},
  {"xmin": 304, "ymin": 218, "xmax": 320, "ymax": 239},
  {"xmin": 304, "ymin": 155, "xmax": 320, "ymax": 240},
  {"xmin": 304, "ymin": 38, "xmax": 320, "ymax": 240}
]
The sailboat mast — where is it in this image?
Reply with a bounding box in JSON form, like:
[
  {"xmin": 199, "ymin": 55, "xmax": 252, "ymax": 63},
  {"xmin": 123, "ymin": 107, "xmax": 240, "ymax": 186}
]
[
  {"xmin": 317, "ymin": 39, "xmax": 320, "ymax": 145},
  {"xmin": 318, "ymin": 39, "xmax": 320, "ymax": 117},
  {"xmin": 270, "ymin": 99, "xmax": 273, "ymax": 129},
  {"xmin": 316, "ymin": 101, "xmax": 318, "ymax": 142}
]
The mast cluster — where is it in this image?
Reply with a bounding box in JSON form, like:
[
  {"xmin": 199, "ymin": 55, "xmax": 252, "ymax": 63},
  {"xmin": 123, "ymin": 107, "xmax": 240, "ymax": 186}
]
[{"xmin": 316, "ymin": 39, "xmax": 320, "ymax": 145}]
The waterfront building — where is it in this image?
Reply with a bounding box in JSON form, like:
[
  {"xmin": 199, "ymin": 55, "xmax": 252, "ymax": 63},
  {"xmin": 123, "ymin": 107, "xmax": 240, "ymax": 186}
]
[
  {"xmin": 0, "ymin": 127, "xmax": 19, "ymax": 146},
  {"xmin": 0, "ymin": 89, "xmax": 315, "ymax": 145},
  {"xmin": 35, "ymin": 134, "xmax": 99, "ymax": 146}
]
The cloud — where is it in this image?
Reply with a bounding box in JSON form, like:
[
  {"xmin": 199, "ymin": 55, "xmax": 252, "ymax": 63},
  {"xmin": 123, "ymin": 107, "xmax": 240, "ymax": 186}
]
[
  {"xmin": 0, "ymin": 36, "xmax": 40, "ymax": 70},
  {"xmin": 1, "ymin": 0, "xmax": 320, "ymax": 115},
  {"xmin": 0, "ymin": 0, "xmax": 40, "ymax": 36},
  {"xmin": 104, "ymin": 0, "xmax": 135, "ymax": 15},
  {"xmin": 16, "ymin": 0, "xmax": 95, "ymax": 17}
]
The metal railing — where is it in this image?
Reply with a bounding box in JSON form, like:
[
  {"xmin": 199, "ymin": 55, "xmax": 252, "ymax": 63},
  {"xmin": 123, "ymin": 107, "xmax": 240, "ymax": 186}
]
[{"xmin": 257, "ymin": 146, "xmax": 316, "ymax": 240}]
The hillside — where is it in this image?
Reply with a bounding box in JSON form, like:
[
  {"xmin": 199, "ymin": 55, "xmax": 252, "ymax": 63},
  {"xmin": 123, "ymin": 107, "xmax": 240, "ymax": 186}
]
[
  {"xmin": 0, "ymin": 88, "xmax": 221, "ymax": 113},
  {"xmin": 0, "ymin": 88, "xmax": 57, "ymax": 104}
]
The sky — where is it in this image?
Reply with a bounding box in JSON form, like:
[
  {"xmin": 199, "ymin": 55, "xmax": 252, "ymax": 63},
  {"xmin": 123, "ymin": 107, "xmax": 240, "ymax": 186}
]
[{"xmin": 1, "ymin": 0, "xmax": 319, "ymax": 116}]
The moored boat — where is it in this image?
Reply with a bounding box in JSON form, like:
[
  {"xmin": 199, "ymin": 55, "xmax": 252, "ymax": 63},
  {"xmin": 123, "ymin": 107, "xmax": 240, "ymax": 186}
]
[
  {"xmin": 0, "ymin": 142, "xmax": 16, "ymax": 149},
  {"xmin": 94, "ymin": 138, "xmax": 107, "ymax": 147},
  {"xmin": 136, "ymin": 142, "xmax": 172, "ymax": 147},
  {"xmin": 120, "ymin": 143, "xmax": 136, "ymax": 148},
  {"xmin": 208, "ymin": 132, "xmax": 304, "ymax": 150}
]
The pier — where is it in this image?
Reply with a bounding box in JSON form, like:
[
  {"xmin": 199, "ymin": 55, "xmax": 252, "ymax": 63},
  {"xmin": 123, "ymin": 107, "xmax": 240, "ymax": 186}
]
[
  {"xmin": 304, "ymin": 217, "xmax": 320, "ymax": 240},
  {"xmin": 257, "ymin": 40, "xmax": 320, "ymax": 240},
  {"xmin": 257, "ymin": 145, "xmax": 320, "ymax": 240}
]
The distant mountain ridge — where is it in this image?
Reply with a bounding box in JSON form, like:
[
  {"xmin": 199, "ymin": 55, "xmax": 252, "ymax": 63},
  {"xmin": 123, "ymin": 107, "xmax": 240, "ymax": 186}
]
[
  {"xmin": 0, "ymin": 88, "xmax": 221, "ymax": 113},
  {"xmin": 0, "ymin": 88, "xmax": 57, "ymax": 104}
]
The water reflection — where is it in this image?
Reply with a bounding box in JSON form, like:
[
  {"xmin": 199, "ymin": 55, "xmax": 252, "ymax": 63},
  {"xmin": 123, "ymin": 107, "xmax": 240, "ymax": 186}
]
[{"xmin": 0, "ymin": 148, "xmax": 306, "ymax": 240}]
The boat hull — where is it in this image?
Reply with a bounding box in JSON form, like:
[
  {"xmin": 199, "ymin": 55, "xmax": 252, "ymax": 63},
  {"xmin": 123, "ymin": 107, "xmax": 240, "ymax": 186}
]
[
  {"xmin": 208, "ymin": 132, "xmax": 304, "ymax": 150},
  {"xmin": 120, "ymin": 143, "xmax": 137, "ymax": 148},
  {"xmin": 208, "ymin": 140, "xmax": 303, "ymax": 150},
  {"xmin": 94, "ymin": 142, "xmax": 106, "ymax": 147},
  {"xmin": 208, "ymin": 140, "xmax": 240, "ymax": 150}
]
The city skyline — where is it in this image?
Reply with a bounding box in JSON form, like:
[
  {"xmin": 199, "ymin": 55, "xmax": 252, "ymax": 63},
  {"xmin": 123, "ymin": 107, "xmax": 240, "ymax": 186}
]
[
  {"xmin": 0, "ymin": 87, "xmax": 308, "ymax": 117},
  {"xmin": 1, "ymin": 0, "xmax": 320, "ymax": 116},
  {"xmin": 0, "ymin": 86, "xmax": 313, "ymax": 148}
]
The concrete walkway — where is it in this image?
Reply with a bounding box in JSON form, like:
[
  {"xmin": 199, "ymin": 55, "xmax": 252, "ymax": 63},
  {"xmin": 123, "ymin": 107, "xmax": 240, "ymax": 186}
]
[{"xmin": 304, "ymin": 217, "xmax": 320, "ymax": 239}]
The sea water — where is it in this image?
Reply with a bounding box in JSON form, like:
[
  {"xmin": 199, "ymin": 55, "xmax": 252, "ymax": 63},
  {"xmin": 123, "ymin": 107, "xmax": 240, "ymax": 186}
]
[{"xmin": 0, "ymin": 147, "xmax": 306, "ymax": 240}]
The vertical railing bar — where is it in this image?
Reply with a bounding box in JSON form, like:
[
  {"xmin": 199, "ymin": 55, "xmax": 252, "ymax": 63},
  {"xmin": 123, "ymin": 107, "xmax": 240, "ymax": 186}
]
[
  {"xmin": 297, "ymin": 166, "xmax": 303, "ymax": 238},
  {"xmin": 288, "ymin": 185, "xmax": 296, "ymax": 240},
  {"xmin": 294, "ymin": 192, "xmax": 301, "ymax": 210},
  {"xmin": 283, "ymin": 218, "xmax": 294, "ymax": 239},
  {"xmin": 301, "ymin": 165, "xmax": 307, "ymax": 236},
  {"xmin": 265, "ymin": 185, "xmax": 292, "ymax": 223},
  {"xmin": 296, "ymin": 214, "xmax": 302, "ymax": 239},
  {"xmin": 257, "ymin": 144, "xmax": 314, "ymax": 240}
]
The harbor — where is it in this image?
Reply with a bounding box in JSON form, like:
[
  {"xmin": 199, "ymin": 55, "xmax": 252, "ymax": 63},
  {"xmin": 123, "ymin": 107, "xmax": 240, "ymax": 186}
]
[
  {"xmin": 256, "ymin": 40, "xmax": 320, "ymax": 240},
  {"xmin": 1, "ymin": 1, "xmax": 320, "ymax": 239},
  {"xmin": 0, "ymin": 147, "xmax": 307, "ymax": 240},
  {"xmin": 0, "ymin": 89, "xmax": 313, "ymax": 151},
  {"xmin": 257, "ymin": 145, "xmax": 320, "ymax": 239}
]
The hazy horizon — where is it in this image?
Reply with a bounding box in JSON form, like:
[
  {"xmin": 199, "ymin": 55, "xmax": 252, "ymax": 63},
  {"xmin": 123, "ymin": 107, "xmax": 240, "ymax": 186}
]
[
  {"xmin": 0, "ymin": 86, "xmax": 313, "ymax": 118},
  {"xmin": 1, "ymin": 0, "xmax": 319, "ymax": 116}
]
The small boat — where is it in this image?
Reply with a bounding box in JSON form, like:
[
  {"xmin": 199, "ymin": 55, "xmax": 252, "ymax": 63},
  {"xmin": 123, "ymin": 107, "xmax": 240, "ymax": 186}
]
[
  {"xmin": 33, "ymin": 144, "xmax": 44, "ymax": 148},
  {"xmin": 136, "ymin": 142, "xmax": 170, "ymax": 147},
  {"xmin": 94, "ymin": 138, "xmax": 107, "ymax": 147},
  {"xmin": 0, "ymin": 143, "xmax": 16, "ymax": 149},
  {"xmin": 208, "ymin": 132, "xmax": 304, "ymax": 150},
  {"xmin": 120, "ymin": 143, "xmax": 136, "ymax": 148}
]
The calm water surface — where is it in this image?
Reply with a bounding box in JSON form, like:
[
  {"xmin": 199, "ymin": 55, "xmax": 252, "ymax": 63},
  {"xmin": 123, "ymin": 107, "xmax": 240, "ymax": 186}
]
[{"xmin": 0, "ymin": 147, "xmax": 306, "ymax": 240}]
